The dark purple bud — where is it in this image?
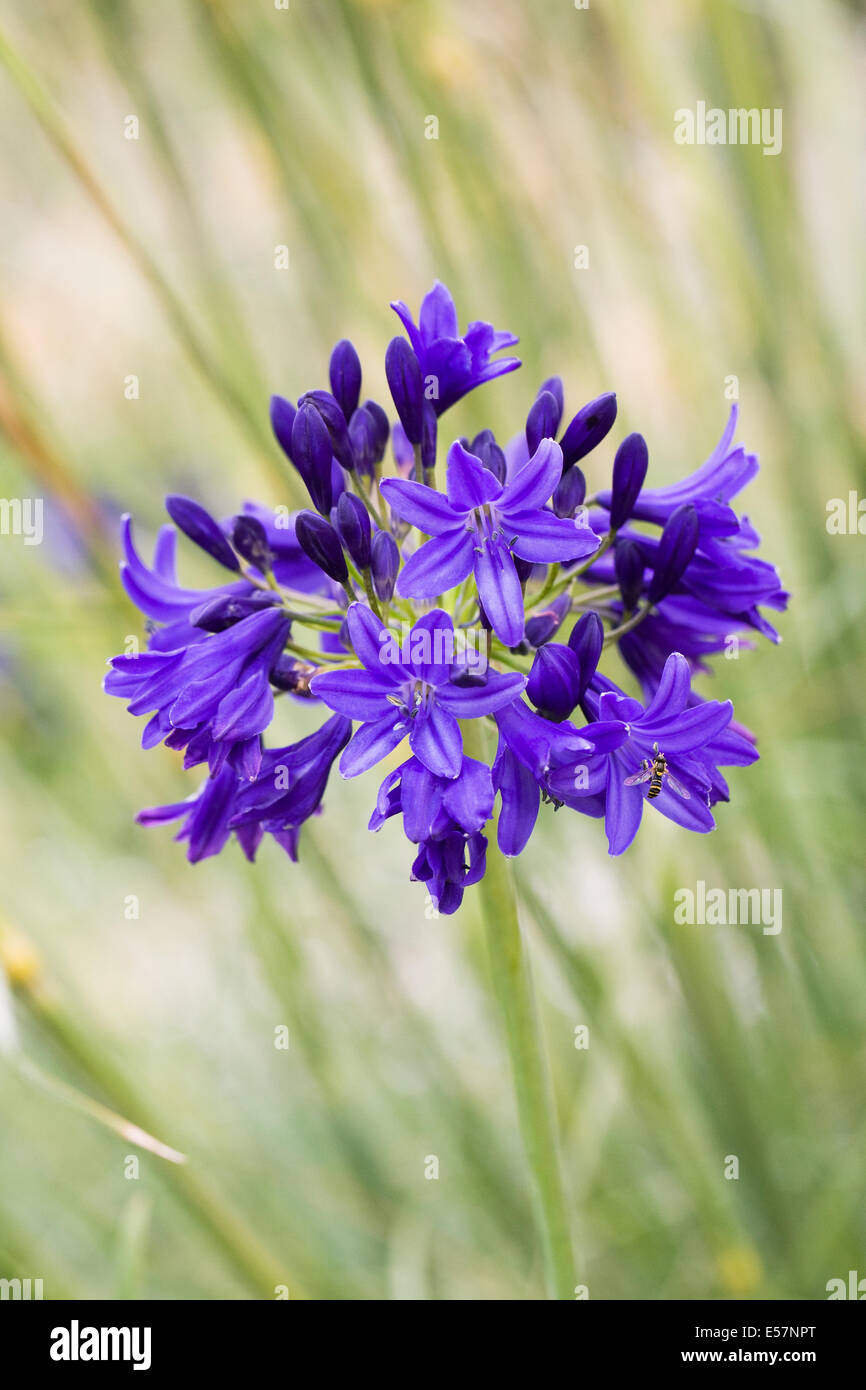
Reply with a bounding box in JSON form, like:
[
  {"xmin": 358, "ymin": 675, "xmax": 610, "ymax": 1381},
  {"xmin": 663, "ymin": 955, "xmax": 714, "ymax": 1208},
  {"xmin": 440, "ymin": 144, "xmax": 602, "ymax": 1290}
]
[
  {"xmin": 370, "ymin": 529, "xmax": 399, "ymax": 602},
  {"xmin": 608, "ymin": 432, "xmax": 649, "ymax": 530},
  {"xmin": 270, "ymin": 654, "xmax": 315, "ymax": 693},
  {"xmin": 527, "ymin": 643, "xmax": 582, "ymax": 722},
  {"xmin": 568, "ymin": 610, "xmax": 604, "ymax": 699},
  {"xmin": 361, "ymin": 399, "xmax": 390, "ymax": 461},
  {"xmin": 348, "ymin": 406, "xmax": 379, "ymax": 477},
  {"xmin": 470, "ymin": 429, "xmax": 507, "ymax": 484},
  {"xmin": 552, "ymin": 464, "xmax": 586, "ymax": 518},
  {"xmin": 421, "ymin": 402, "xmax": 437, "ymax": 477},
  {"xmin": 291, "ymin": 401, "xmax": 335, "ymax": 515},
  {"xmin": 614, "ymin": 538, "xmax": 644, "ymax": 613},
  {"xmin": 334, "ymin": 492, "xmax": 372, "ymax": 571},
  {"xmin": 189, "ymin": 591, "xmax": 280, "ymax": 632},
  {"xmin": 525, "ymin": 593, "xmax": 571, "ymax": 648},
  {"xmin": 526, "ymin": 389, "xmax": 561, "ymax": 455},
  {"xmin": 560, "ymin": 391, "xmax": 617, "ymax": 470},
  {"xmin": 539, "ymin": 376, "xmax": 564, "ymax": 420},
  {"xmin": 298, "ymin": 389, "xmax": 354, "ymax": 471},
  {"xmin": 269, "ymin": 394, "xmax": 296, "ymax": 459},
  {"xmin": 385, "ymin": 336, "xmax": 424, "ymax": 444},
  {"xmin": 294, "ymin": 511, "xmax": 349, "ymax": 584},
  {"xmin": 165, "ymin": 495, "xmax": 239, "ymax": 571},
  {"xmin": 513, "ymin": 555, "xmax": 535, "ymax": 585},
  {"xmin": 647, "ymin": 502, "xmax": 699, "ymax": 604},
  {"xmin": 231, "ymin": 514, "xmax": 273, "ymax": 570},
  {"xmin": 329, "ymin": 339, "xmax": 362, "ymax": 421}
]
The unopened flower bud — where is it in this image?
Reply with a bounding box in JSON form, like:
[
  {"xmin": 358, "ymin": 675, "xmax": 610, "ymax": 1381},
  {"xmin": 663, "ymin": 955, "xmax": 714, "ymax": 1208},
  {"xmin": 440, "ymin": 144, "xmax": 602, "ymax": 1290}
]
[
  {"xmin": 269, "ymin": 394, "xmax": 296, "ymax": 459},
  {"xmin": 370, "ymin": 529, "xmax": 399, "ymax": 601},
  {"xmin": 165, "ymin": 495, "xmax": 239, "ymax": 571},
  {"xmin": 614, "ymin": 538, "xmax": 644, "ymax": 613},
  {"xmin": 568, "ymin": 610, "xmax": 604, "ymax": 699},
  {"xmin": 298, "ymin": 389, "xmax": 354, "ymax": 471},
  {"xmin": 609, "ymin": 432, "xmax": 648, "ymax": 530},
  {"xmin": 526, "ymin": 389, "xmax": 561, "ymax": 455},
  {"xmin": 527, "ymin": 643, "xmax": 582, "ymax": 721},
  {"xmin": 385, "ymin": 337, "xmax": 424, "ymax": 444},
  {"xmin": 471, "ymin": 429, "xmax": 507, "ymax": 483},
  {"xmin": 525, "ymin": 593, "xmax": 571, "ymax": 648},
  {"xmin": 295, "ymin": 511, "xmax": 349, "ymax": 584},
  {"xmin": 560, "ymin": 391, "xmax": 617, "ymax": 470},
  {"xmin": 231, "ymin": 514, "xmax": 273, "ymax": 570},
  {"xmin": 291, "ymin": 401, "xmax": 336, "ymax": 516},
  {"xmin": 334, "ymin": 492, "xmax": 372, "ymax": 571},
  {"xmin": 329, "ymin": 339, "xmax": 362, "ymax": 422},
  {"xmin": 647, "ymin": 502, "xmax": 699, "ymax": 604},
  {"xmin": 552, "ymin": 464, "xmax": 586, "ymax": 518}
]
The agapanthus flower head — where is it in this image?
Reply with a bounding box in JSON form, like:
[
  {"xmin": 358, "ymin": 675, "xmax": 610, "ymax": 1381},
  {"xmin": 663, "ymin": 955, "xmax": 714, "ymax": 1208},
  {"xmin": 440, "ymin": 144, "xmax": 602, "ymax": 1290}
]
[{"xmin": 106, "ymin": 281, "xmax": 786, "ymax": 913}]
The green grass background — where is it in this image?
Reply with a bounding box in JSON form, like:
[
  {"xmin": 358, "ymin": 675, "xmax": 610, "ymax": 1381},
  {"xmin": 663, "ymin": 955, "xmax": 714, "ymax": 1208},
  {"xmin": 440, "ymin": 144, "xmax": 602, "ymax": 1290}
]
[{"xmin": 0, "ymin": 0, "xmax": 864, "ymax": 1300}]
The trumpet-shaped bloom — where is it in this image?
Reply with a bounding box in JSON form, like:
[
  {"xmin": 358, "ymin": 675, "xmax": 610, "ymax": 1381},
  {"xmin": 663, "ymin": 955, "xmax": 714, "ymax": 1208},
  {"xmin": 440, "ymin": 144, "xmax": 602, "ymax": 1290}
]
[
  {"xmin": 381, "ymin": 439, "xmax": 599, "ymax": 646},
  {"xmin": 390, "ymin": 280, "xmax": 520, "ymax": 413},
  {"xmin": 547, "ymin": 654, "xmax": 758, "ymax": 854},
  {"xmin": 311, "ymin": 605, "xmax": 526, "ymax": 779}
]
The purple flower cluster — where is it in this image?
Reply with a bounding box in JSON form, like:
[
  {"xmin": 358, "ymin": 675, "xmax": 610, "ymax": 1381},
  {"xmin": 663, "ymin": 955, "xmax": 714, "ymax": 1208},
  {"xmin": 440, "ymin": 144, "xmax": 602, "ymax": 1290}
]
[{"xmin": 105, "ymin": 282, "xmax": 786, "ymax": 910}]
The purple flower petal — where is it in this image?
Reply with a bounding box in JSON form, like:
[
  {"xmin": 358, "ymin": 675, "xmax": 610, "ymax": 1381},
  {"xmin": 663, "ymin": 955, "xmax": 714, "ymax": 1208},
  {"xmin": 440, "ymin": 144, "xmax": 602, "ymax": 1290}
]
[
  {"xmin": 339, "ymin": 712, "xmax": 408, "ymax": 777},
  {"xmin": 500, "ymin": 439, "xmax": 563, "ymax": 514},
  {"xmin": 419, "ymin": 281, "xmax": 459, "ymax": 342},
  {"xmin": 309, "ymin": 667, "xmax": 397, "ymax": 720},
  {"xmin": 397, "ymin": 528, "xmax": 475, "ymax": 599},
  {"xmin": 437, "ymin": 669, "xmax": 527, "ymax": 716},
  {"xmin": 405, "ymin": 608, "xmax": 457, "ymax": 685},
  {"xmin": 604, "ymin": 760, "xmax": 645, "ymax": 855},
  {"xmin": 409, "ymin": 701, "xmax": 462, "ymax": 778},
  {"xmin": 379, "ymin": 478, "xmax": 462, "ymax": 535},
  {"xmin": 474, "ymin": 541, "xmax": 525, "ymax": 646},
  {"xmin": 445, "ymin": 441, "xmax": 503, "ymax": 510},
  {"xmin": 399, "ymin": 759, "xmax": 446, "ymax": 841},
  {"xmin": 345, "ymin": 602, "xmax": 401, "ymax": 672},
  {"xmin": 642, "ymin": 699, "xmax": 733, "ymax": 751},
  {"xmin": 509, "ymin": 510, "xmax": 600, "ymax": 564},
  {"xmin": 641, "ymin": 652, "xmax": 691, "ymax": 723},
  {"xmin": 211, "ymin": 671, "xmax": 274, "ymax": 742},
  {"xmin": 493, "ymin": 746, "xmax": 539, "ymax": 855},
  {"xmin": 441, "ymin": 756, "xmax": 494, "ymax": 832}
]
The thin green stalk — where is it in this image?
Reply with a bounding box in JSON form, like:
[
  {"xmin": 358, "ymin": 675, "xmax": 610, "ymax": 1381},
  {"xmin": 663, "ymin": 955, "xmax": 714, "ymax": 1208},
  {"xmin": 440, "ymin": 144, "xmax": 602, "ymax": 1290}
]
[
  {"xmin": 603, "ymin": 601, "xmax": 650, "ymax": 644},
  {"xmin": 11, "ymin": 977, "xmax": 300, "ymax": 1298},
  {"xmin": 463, "ymin": 722, "xmax": 576, "ymax": 1299}
]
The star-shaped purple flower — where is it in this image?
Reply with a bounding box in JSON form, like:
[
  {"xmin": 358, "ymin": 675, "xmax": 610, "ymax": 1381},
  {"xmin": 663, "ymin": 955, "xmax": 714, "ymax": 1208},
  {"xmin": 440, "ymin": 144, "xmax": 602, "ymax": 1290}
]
[
  {"xmin": 390, "ymin": 281, "xmax": 521, "ymax": 413},
  {"xmin": 547, "ymin": 654, "xmax": 758, "ymax": 854},
  {"xmin": 310, "ymin": 604, "xmax": 526, "ymax": 779},
  {"xmin": 381, "ymin": 439, "xmax": 600, "ymax": 646}
]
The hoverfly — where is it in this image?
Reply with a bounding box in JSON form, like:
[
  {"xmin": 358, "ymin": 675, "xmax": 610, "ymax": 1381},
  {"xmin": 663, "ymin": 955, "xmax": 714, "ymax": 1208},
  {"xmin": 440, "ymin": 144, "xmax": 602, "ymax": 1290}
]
[{"xmin": 623, "ymin": 743, "xmax": 690, "ymax": 800}]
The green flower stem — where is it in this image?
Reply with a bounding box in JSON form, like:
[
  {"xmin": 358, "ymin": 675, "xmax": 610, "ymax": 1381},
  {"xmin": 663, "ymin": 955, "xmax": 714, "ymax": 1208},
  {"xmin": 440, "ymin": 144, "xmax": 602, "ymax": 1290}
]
[
  {"xmin": 360, "ymin": 569, "xmax": 383, "ymax": 619},
  {"xmin": 603, "ymin": 601, "xmax": 651, "ymax": 644},
  {"xmin": 464, "ymin": 721, "xmax": 576, "ymax": 1299},
  {"xmin": 415, "ymin": 441, "xmax": 436, "ymax": 489}
]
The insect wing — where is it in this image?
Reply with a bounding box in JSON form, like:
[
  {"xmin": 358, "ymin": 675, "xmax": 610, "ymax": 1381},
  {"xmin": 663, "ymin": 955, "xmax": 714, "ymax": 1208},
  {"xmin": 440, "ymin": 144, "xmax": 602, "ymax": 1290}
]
[
  {"xmin": 663, "ymin": 771, "xmax": 691, "ymax": 800},
  {"xmin": 623, "ymin": 768, "xmax": 652, "ymax": 786}
]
